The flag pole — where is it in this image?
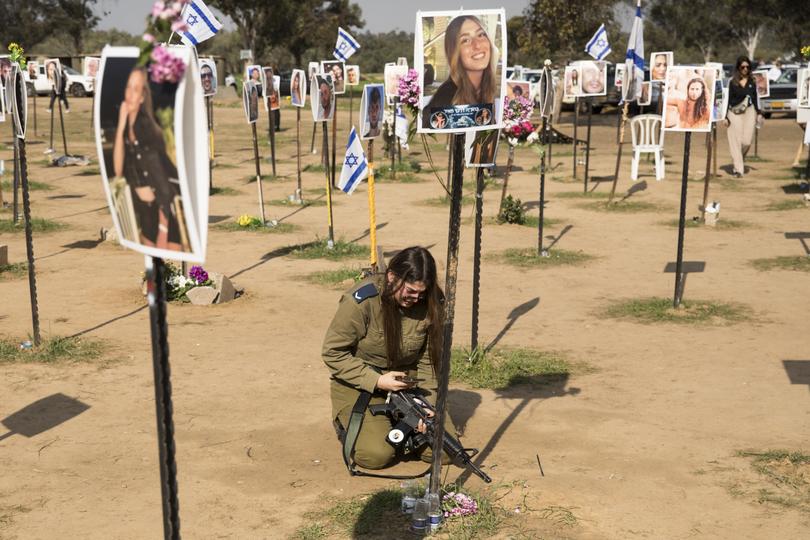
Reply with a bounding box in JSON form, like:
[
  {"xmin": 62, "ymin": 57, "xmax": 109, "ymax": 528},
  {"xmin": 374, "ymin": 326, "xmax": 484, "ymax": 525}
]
[
  {"xmin": 323, "ymin": 121, "xmax": 335, "ymax": 247},
  {"xmin": 367, "ymin": 140, "xmax": 378, "ymax": 270}
]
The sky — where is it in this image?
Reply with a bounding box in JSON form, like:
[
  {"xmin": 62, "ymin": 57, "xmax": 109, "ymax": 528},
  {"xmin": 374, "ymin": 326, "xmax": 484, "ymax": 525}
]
[{"xmin": 95, "ymin": 0, "xmax": 531, "ymax": 35}]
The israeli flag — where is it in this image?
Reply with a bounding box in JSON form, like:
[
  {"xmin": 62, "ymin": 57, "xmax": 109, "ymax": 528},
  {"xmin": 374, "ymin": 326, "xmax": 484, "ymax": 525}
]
[
  {"xmin": 339, "ymin": 127, "xmax": 368, "ymax": 195},
  {"xmin": 180, "ymin": 0, "xmax": 223, "ymax": 47},
  {"xmin": 624, "ymin": 1, "xmax": 645, "ymax": 102},
  {"xmin": 333, "ymin": 27, "xmax": 360, "ymax": 62},
  {"xmin": 585, "ymin": 24, "xmax": 611, "ymax": 61}
]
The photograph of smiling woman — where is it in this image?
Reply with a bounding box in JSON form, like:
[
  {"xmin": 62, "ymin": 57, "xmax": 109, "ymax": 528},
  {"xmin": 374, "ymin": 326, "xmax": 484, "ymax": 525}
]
[{"xmin": 416, "ymin": 9, "xmax": 506, "ymax": 133}]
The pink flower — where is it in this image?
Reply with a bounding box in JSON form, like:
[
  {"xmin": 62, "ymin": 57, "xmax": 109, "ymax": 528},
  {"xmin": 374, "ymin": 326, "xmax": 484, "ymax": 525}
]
[
  {"xmin": 151, "ymin": 1, "xmax": 166, "ymax": 18},
  {"xmin": 148, "ymin": 45, "xmax": 186, "ymax": 84},
  {"xmin": 171, "ymin": 19, "xmax": 188, "ymax": 33},
  {"xmin": 142, "ymin": 33, "xmax": 156, "ymax": 43}
]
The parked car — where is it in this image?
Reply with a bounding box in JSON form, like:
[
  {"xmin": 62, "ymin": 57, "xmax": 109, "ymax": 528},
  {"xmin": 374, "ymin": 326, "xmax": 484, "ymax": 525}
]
[
  {"xmin": 759, "ymin": 67, "xmax": 799, "ymax": 118},
  {"xmin": 24, "ymin": 63, "xmax": 93, "ymax": 97}
]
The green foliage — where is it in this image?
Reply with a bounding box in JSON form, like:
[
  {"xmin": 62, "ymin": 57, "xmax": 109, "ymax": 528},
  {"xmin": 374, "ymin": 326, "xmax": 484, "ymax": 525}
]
[
  {"xmin": 0, "ymin": 262, "xmax": 27, "ymax": 280},
  {"xmin": 451, "ymin": 347, "xmax": 575, "ymax": 390},
  {"xmin": 304, "ymin": 266, "xmax": 366, "ymax": 288},
  {"xmin": 0, "ymin": 336, "xmax": 105, "ymax": 364},
  {"xmin": 217, "ymin": 221, "xmax": 297, "ymax": 234},
  {"xmin": 1, "ymin": 180, "xmax": 52, "ymax": 191},
  {"xmin": 209, "ymin": 186, "xmax": 241, "ymax": 196},
  {"xmin": 735, "ymin": 449, "xmax": 810, "ymax": 512},
  {"xmin": 602, "ymin": 297, "xmax": 753, "ymax": 325},
  {"xmin": 764, "ymin": 199, "xmax": 806, "ymax": 211},
  {"xmin": 354, "ymin": 31, "xmax": 413, "ymax": 75},
  {"xmin": 493, "ymin": 248, "xmax": 595, "ymax": 268},
  {"xmin": 751, "ymin": 256, "xmax": 810, "ymax": 272},
  {"xmin": 288, "ymin": 239, "xmax": 369, "ymax": 261},
  {"xmin": 497, "ymin": 195, "xmax": 526, "ymax": 224},
  {"xmin": 0, "ymin": 218, "xmax": 65, "ymax": 233}
]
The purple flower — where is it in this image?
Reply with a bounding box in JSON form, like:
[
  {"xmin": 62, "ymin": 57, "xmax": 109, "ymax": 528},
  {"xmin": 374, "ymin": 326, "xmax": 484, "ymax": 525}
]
[
  {"xmin": 189, "ymin": 265, "xmax": 209, "ymax": 284},
  {"xmin": 148, "ymin": 45, "xmax": 186, "ymax": 84}
]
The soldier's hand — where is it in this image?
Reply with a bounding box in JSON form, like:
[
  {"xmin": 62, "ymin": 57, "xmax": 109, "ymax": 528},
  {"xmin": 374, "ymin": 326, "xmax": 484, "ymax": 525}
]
[{"xmin": 376, "ymin": 371, "xmax": 410, "ymax": 392}]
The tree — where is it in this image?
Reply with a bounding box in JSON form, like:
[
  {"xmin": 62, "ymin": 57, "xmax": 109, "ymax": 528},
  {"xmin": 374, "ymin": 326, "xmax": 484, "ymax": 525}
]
[
  {"xmin": 209, "ymin": 0, "xmax": 272, "ymax": 60},
  {"xmin": 0, "ymin": 0, "xmax": 56, "ymax": 49},
  {"xmin": 53, "ymin": 0, "xmax": 102, "ymax": 53},
  {"xmin": 649, "ymin": 0, "xmax": 732, "ymax": 62},
  {"xmin": 521, "ymin": 0, "xmax": 616, "ymax": 64},
  {"xmin": 773, "ymin": 0, "xmax": 810, "ymax": 60}
]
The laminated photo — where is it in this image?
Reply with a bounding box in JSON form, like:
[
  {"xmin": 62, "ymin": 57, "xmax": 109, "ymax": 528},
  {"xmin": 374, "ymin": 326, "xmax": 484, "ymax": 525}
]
[
  {"xmin": 650, "ymin": 51, "xmax": 673, "ymax": 82},
  {"xmin": 243, "ymin": 80, "xmax": 259, "ymax": 123},
  {"xmin": 564, "ymin": 64, "xmax": 580, "ymax": 98},
  {"xmin": 84, "ymin": 57, "xmax": 100, "ymax": 80},
  {"xmin": 384, "ymin": 63, "xmax": 408, "ymax": 101},
  {"xmin": 0, "ymin": 56, "xmax": 10, "ymax": 115},
  {"xmin": 711, "ymin": 83, "xmax": 729, "ymax": 123},
  {"xmin": 311, "ymin": 73, "xmax": 335, "ymax": 122},
  {"xmin": 290, "ymin": 69, "xmax": 307, "ymax": 107},
  {"xmin": 198, "ymin": 58, "xmax": 217, "ymax": 96},
  {"xmin": 536, "ymin": 68, "xmax": 554, "ymax": 118},
  {"xmin": 262, "ymin": 67, "xmax": 276, "ymax": 111},
  {"xmin": 269, "ymin": 75, "xmax": 281, "ymax": 111},
  {"xmin": 579, "ymin": 60, "xmax": 607, "ymax": 97},
  {"xmin": 798, "ymin": 68, "xmax": 810, "ymax": 109},
  {"xmin": 464, "ymin": 128, "xmax": 499, "ymax": 167},
  {"xmin": 638, "ymin": 81, "xmax": 652, "ymax": 106},
  {"xmin": 245, "ymin": 64, "xmax": 264, "ymax": 96},
  {"xmin": 397, "ymin": 57, "xmax": 409, "ymax": 67},
  {"xmin": 307, "ymin": 61, "xmax": 319, "ymax": 81},
  {"xmin": 346, "ymin": 65, "xmax": 360, "ymax": 86},
  {"xmin": 45, "ymin": 59, "xmax": 62, "ymax": 95},
  {"xmin": 321, "ymin": 60, "xmax": 346, "ymax": 95},
  {"xmin": 94, "ymin": 46, "xmax": 209, "ymax": 263},
  {"xmin": 359, "ymin": 83, "xmax": 384, "ymax": 139},
  {"xmin": 614, "ymin": 64, "xmax": 625, "ymax": 89},
  {"xmin": 506, "ymin": 81, "xmax": 530, "ymax": 101},
  {"xmin": 662, "ymin": 65, "xmax": 716, "ymax": 132},
  {"xmin": 11, "ymin": 63, "xmax": 27, "ymax": 139},
  {"xmin": 415, "ymin": 9, "xmax": 507, "ymax": 134},
  {"xmin": 752, "ymin": 69, "xmax": 769, "ymax": 98},
  {"xmin": 26, "ymin": 61, "xmax": 38, "ymax": 84}
]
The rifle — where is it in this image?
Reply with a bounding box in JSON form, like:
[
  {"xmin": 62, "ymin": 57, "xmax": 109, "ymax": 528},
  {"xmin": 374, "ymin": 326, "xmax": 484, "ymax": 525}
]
[{"xmin": 369, "ymin": 390, "xmax": 492, "ymax": 483}]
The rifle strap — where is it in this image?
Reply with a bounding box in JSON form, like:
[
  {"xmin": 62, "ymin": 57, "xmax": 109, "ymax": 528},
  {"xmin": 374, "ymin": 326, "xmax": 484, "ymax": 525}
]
[{"xmin": 341, "ymin": 390, "xmax": 431, "ymax": 480}]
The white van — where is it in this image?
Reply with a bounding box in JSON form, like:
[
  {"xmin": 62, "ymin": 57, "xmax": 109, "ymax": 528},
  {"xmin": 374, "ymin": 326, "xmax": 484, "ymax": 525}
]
[{"xmin": 24, "ymin": 64, "xmax": 93, "ymax": 97}]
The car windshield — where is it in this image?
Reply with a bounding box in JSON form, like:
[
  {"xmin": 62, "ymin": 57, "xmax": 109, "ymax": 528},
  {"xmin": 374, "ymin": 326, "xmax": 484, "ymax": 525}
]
[
  {"xmin": 64, "ymin": 66, "xmax": 79, "ymax": 75},
  {"xmin": 776, "ymin": 69, "xmax": 797, "ymax": 84}
]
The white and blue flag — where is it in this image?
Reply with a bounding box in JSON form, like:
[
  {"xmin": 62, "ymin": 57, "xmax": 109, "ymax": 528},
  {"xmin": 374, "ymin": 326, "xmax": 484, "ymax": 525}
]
[
  {"xmin": 339, "ymin": 127, "xmax": 368, "ymax": 195},
  {"xmin": 624, "ymin": 1, "xmax": 645, "ymax": 102},
  {"xmin": 395, "ymin": 103, "xmax": 409, "ymax": 149},
  {"xmin": 585, "ymin": 24, "xmax": 611, "ymax": 61},
  {"xmin": 179, "ymin": 0, "xmax": 223, "ymax": 47},
  {"xmin": 333, "ymin": 27, "xmax": 360, "ymax": 62}
]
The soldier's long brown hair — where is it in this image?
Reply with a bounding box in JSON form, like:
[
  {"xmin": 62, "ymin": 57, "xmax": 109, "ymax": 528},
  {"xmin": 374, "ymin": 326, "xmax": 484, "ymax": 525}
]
[{"xmin": 380, "ymin": 247, "xmax": 444, "ymax": 375}]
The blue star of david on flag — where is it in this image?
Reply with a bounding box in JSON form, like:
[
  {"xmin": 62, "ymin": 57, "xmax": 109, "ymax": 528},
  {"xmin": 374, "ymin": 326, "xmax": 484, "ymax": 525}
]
[
  {"xmin": 179, "ymin": 0, "xmax": 223, "ymax": 47},
  {"xmin": 333, "ymin": 27, "xmax": 360, "ymax": 61},
  {"xmin": 339, "ymin": 127, "xmax": 368, "ymax": 195},
  {"xmin": 585, "ymin": 24, "xmax": 611, "ymax": 61}
]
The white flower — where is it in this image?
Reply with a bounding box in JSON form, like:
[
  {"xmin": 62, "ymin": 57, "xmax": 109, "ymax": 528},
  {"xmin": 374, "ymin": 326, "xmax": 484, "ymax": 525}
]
[
  {"xmin": 508, "ymin": 137, "xmax": 519, "ymax": 147},
  {"xmin": 527, "ymin": 132, "xmax": 539, "ymax": 143}
]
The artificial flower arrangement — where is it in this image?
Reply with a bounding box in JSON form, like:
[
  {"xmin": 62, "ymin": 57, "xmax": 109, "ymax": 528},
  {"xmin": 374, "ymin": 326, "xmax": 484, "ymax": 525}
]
[
  {"xmin": 140, "ymin": 1, "xmax": 190, "ymax": 83},
  {"xmin": 237, "ymin": 214, "xmax": 264, "ymax": 228},
  {"xmin": 7, "ymin": 42, "xmax": 26, "ymax": 69},
  {"xmin": 502, "ymin": 95, "xmax": 539, "ymax": 147}
]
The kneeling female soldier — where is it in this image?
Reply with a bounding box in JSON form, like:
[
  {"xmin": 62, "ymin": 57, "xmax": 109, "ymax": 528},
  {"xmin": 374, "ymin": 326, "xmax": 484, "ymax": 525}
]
[{"xmin": 323, "ymin": 246, "xmax": 454, "ymax": 471}]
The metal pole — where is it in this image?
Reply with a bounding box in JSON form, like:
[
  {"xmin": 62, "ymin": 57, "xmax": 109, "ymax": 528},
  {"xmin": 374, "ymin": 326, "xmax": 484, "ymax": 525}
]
[
  {"xmin": 367, "ymin": 140, "xmax": 377, "ymax": 269},
  {"xmin": 323, "ymin": 122, "xmax": 335, "ymax": 246},
  {"xmin": 145, "ymin": 257, "xmax": 181, "ymax": 540},
  {"xmin": 573, "ymin": 98, "xmax": 578, "ymax": 179},
  {"xmin": 701, "ymin": 128, "xmax": 713, "ymax": 221},
  {"xmin": 390, "ymin": 98, "xmax": 396, "ymax": 179},
  {"xmin": 12, "ymin": 123, "xmax": 20, "ymax": 222},
  {"xmin": 584, "ymin": 98, "xmax": 593, "ymax": 193},
  {"xmin": 49, "ymin": 100, "xmax": 54, "ymax": 152},
  {"xmin": 712, "ymin": 125, "xmax": 718, "ymax": 178},
  {"xmin": 251, "ymin": 123, "xmax": 266, "ymax": 223},
  {"xmin": 608, "ymin": 102, "xmax": 630, "ymax": 203},
  {"xmin": 268, "ymin": 103, "xmax": 277, "ymax": 177},
  {"xmin": 499, "ymin": 145, "xmax": 514, "ymax": 209},
  {"xmin": 17, "ymin": 137, "xmax": 41, "ymax": 346},
  {"xmin": 207, "ymin": 96, "xmax": 213, "ymax": 194},
  {"xmin": 546, "ymin": 118, "xmax": 553, "ymax": 168},
  {"xmin": 32, "ymin": 89, "xmax": 37, "ymax": 137},
  {"xmin": 429, "ymin": 134, "xmax": 465, "ymax": 496},
  {"xmin": 296, "ymin": 107, "xmax": 302, "ymax": 202},
  {"xmin": 349, "ymin": 86, "xmax": 353, "ymax": 126},
  {"xmin": 331, "ymin": 96, "xmax": 338, "ymax": 188},
  {"xmin": 539, "ymin": 117, "xmax": 548, "ymax": 255},
  {"xmin": 58, "ymin": 98, "xmax": 68, "ymax": 156},
  {"xmin": 310, "ymin": 121, "xmax": 317, "ymax": 154},
  {"xmin": 674, "ymin": 133, "xmax": 692, "ymax": 308},
  {"xmin": 471, "ymin": 167, "xmax": 484, "ymax": 351}
]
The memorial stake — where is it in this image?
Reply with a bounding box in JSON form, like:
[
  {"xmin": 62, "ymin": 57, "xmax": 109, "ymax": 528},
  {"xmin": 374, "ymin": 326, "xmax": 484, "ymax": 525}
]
[
  {"xmin": 538, "ymin": 116, "xmax": 548, "ymax": 255},
  {"xmin": 572, "ymin": 97, "xmax": 579, "ymax": 179},
  {"xmin": 583, "ymin": 98, "xmax": 593, "ymax": 193},
  {"xmin": 57, "ymin": 98, "xmax": 69, "ymax": 156},
  {"xmin": 251, "ymin": 122, "xmax": 266, "ymax": 223},
  {"xmin": 367, "ymin": 140, "xmax": 378, "ymax": 269},
  {"xmin": 470, "ymin": 167, "xmax": 484, "ymax": 351},
  {"xmin": 268, "ymin": 102, "xmax": 277, "ymax": 177},
  {"xmin": 17, "ymin": 136, "xmax": 41, "ymax": 346},
  {"xmin": 323, "ymin": 122, "xmax": 335, "ymax": 246},
  {"xmin": 296, "ymin": 107, "xmax": 303, "ymax": 202},
  {"xmin": 673, "ymin": 133, "xmax": 692, "ymax": 308},
  {"xmin": 608, "ymin": 101, "xmax": 630, "ymax": 203},
  {"xmin": 700, "ymin": 128, "xmax": 712, "ymax": 221},
  {"xmin": 430, "ymin": 134, "xmax": 465, "ymax": 496}
]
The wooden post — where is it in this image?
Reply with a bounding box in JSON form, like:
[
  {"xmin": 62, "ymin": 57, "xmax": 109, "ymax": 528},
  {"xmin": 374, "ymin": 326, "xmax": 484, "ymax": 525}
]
[
  {"xmin": 251, "ymin": 123, "xmax": 266, "ymax": 223},
  {"xmin": 673, "ymin": 133, "xmax": 692, "ymax": 307},
  {"xmin": 296, "ymin": 107, "xmax": 303, "ymax": 202},
  {"xmin": 608, "ymin": 102, "xmax": 630, "ymax": 204},
  {"xmin": 323, "ymin": 122, "xmax": 335, "ymax": 246},
  {"xmin": 701, "ymin": 127, "xmax": 713, "ymax": 221},
  {"xmin": 367, "ymin": 140, "xmax": 377, "ymax": 269},
  {"xmin": 572, "ymin": 98, "xmax": 579, "ymax": 179},
  {"xmin": 331, "ymin": 96, "xmax": 338, "ymax": 188}
]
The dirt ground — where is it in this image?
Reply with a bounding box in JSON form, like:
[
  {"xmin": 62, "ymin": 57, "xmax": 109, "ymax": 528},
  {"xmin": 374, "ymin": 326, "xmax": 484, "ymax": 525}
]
[{"xmin": 1, "ymin": 90, "xmax": 809, "ymax": 539}]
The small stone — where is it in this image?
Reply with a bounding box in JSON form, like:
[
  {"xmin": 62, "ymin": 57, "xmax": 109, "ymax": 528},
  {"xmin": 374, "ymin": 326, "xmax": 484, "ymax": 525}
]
[
  {"xmin": 186, "ymin": 286, "xmax": 219, "ymax": 305},
  {"xmin": 0, "ymin": 244, "xmax": 8, "ymax": 266},
  {"xmin": 210, "ymin": 272, "xmax": 236, "ymax": 303}
]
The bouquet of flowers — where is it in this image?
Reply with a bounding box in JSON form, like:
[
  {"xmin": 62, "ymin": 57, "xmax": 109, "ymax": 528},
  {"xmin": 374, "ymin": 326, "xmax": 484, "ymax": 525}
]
[
  {"xmin": 139, "ymin": 1, "xmax": 190, "ymax": 83},
  {"xmin": 237, "ymin": 214, "xmax": 265, "ymax": 229},
  {"xmin": 7, "ymin": 42, "xmax": 26, "ymax": 69},
  {"xmin": 397, "ymin": 69, "xmax": 420, "ymax": 117},
  {"xmin": 802, "ymin": 45, "xmax": 810, "ymax": 61},
  {"xmin": 502, "ymin": 95, "xmax": 538, "ymax": 147},
  {"xmin": 442, "ymin": 491, "xmax": 479, "ymax": 518},
  {"xmin": 164, "ymin": 263, "xmax": 212, "ymax": 301}
]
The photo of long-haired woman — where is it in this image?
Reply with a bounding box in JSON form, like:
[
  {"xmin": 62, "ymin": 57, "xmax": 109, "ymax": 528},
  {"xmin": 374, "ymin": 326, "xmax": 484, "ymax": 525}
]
[
  {"xmin": 245, "ymin": 64, "xmax": 264, "ymax": 96},
  {"xmin": 321, "ymin": 60, "xmax": 345, "ymax": 95},
  {"xmin": 662, "ymin": 66, "xmax": 716, "ymax": 132},
  {"xmin": 416, "ymin": 9, "xmax": 506, "ymax": 133},
  {"xmin": 94, "ymin": 47, "xmax": 197, "ymax": 259},
  {"xmin": 291, "ymin": 69, "xmax": 306, "ymax": 107}
]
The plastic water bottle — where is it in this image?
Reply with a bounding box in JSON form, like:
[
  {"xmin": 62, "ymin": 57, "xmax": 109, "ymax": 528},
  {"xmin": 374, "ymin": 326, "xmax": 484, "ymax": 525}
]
[
  {"xmin": 411, "ymin": 497, "xmax": 428, "ymax": 534},
  {"xmin": 427, "ymin": 492, "xmax": 442, "ymax": 532},
  {"xmin": 400, "ymin": 479, "xmax": 416, "ymax": 514}
]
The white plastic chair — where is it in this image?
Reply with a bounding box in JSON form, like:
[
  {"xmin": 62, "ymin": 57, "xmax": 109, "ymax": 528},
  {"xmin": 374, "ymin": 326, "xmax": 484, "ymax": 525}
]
[{"xmin": 630, "ymin": 114, "xmax": 665, "ymax": 181}]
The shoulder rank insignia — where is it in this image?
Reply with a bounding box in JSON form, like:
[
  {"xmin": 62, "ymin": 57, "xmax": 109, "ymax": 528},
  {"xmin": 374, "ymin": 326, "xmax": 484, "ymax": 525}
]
[{"xmin": 352, "ymin": 283, "xmax": 379, "ymax": 303}]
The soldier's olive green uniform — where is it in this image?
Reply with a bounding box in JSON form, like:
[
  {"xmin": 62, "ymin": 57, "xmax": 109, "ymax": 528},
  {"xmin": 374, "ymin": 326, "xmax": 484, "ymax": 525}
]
[{"xmin": 322, "ymin": 275, "xmax": 452, "ymax": 470}]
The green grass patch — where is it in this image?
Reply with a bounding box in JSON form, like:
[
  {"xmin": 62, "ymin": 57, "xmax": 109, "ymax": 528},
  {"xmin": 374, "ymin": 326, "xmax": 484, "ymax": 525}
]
[
  {"xmin": 74, "ymin": 167, "xmax": 101, "ymax": 177},
  {"xmin": 556, "ymin": 190, "xmax": 609, "ymax": 199},
  {"xmin": 451, "ymin": 347, "xmax": 578, "ymax": 390},
  {"xmin": 303, "ymin": 163, "xmax": 327, "ymax": 173},
  {"xmin": 0, "ymin": 262, "xmax": 27, "ymax": 280},
  {"xmin": 551, "ymin": 175, "xmax": 579, "ymax": 184},
  {"xmin": 0, "ymin": 218, "xmax": 66, "ymax": 234},
  {"xmin": 764, "ymin": 199, "xmax": 806, "ymax": 211},
  {"xmin": 266, "ymin": 197, "xmax": 327, "ymax": 207},
  {"xmin": 602, "ymin": 297, "xmax": 753, "ymax": 325},
  {"xmin": 660, "ymin": 218, "xmax": 752, "ymax": 230},
  {"xmin": 418, "ymin": 195, "xmax": 474, "ymax": 207},
  {"xmin": 245, "ymin": 174, "xmax": 280, "ymax": 183},
  {"xmin": 735, "ymin": 449, "xmax": 810, "ymax": 512},
  {"xmin": 288, "ymin": 239, "xmax": 369, "ymax": 261},
  {"xmin": 488, "ymin": 215, "xmax": 562, "ymax": 228},
  {"xmin": 216, "ymin": 221, "xmax": 297, "ymax": 234},
  {"xmin": 579, "ymin": 200, "xmax": 662, "ymax": 213},
  {"xmin": 0, "ymin": 336, "xmax": 106, "ymax": 364},
  {"xmin": 209, "ymin": 186, "xmax": 241, "ymax": 196},
  {"xmin": 304, "ymin": 266, "xmax": 366, "ymax": 288},
  {"xmin": 750, "ymin": 255, "xmax": 810, "ymax": 273},
  {"xmin": 490, "ymin": 247, "xmax": 595, "ymax": 268},
  {"xmin": 745, "ymin": 155, "xmax": 771, "ymax": 163},
  {"xmin": 292, "ymin": 483, "xmax": 531, "ymax": 540},
  {"xmin": 1, "ymin": 179, "xmax": 52, "ymax": 191}
]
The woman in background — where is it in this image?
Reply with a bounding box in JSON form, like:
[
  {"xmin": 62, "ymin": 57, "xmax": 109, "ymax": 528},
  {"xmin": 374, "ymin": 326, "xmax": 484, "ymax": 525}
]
[{"xmin": 725, "ymin": 56, "xmax": 763, "ymax": 178}]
